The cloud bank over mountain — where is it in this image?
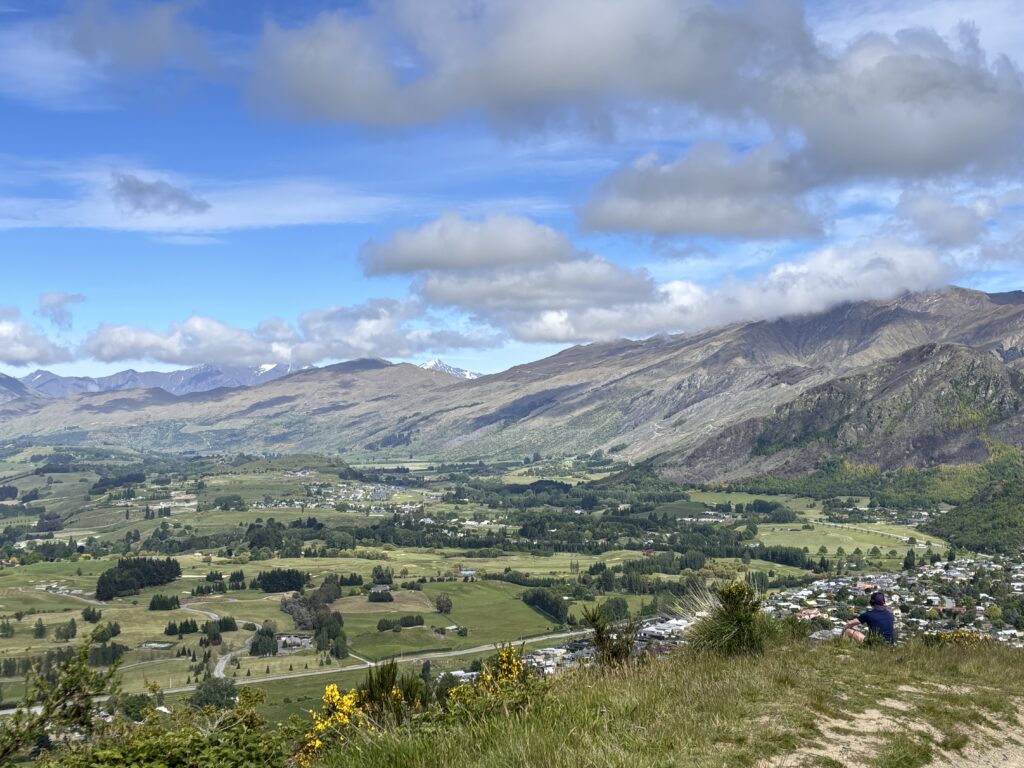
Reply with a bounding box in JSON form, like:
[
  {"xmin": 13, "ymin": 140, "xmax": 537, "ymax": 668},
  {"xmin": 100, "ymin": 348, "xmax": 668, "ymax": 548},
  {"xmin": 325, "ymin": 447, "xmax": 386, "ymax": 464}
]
[{"xmin": 0, "ymin": 1, "xmax": 1022, "ymax": 372}]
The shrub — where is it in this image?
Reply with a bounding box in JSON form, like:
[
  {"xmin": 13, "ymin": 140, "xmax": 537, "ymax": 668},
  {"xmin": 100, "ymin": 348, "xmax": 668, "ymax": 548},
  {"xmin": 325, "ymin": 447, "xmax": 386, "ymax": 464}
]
[
  {"xmin": 687, "ymin": 582, "xmax": 779, "ymax": 656},
  {"xmin": 581, "ymin": 604, "xmax": 639, "ymax": 668},
  {"xmin": 189, "ymin": 676, "xmax": 237, "ymax": 709},
  {"xmin": 922, "ymin": 629, "xmax": 991, "ymax": 648},
  {"xmin": 0, "ymin": 627, "xmax": 121, "ymax": 763},
  {"xmin": 41, "ymin": 688, "xmax": 288, "ymax": 768},
  {"xmin": 446, "ymin": 644, "xmax": 540, "ymax": 717}
]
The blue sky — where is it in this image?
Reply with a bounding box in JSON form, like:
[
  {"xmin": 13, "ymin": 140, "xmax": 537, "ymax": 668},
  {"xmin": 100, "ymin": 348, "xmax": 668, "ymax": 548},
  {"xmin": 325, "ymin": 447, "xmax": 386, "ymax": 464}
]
[{"xmin": 1, "ymin": 0, "xmax": 1023, "ymax": 377}]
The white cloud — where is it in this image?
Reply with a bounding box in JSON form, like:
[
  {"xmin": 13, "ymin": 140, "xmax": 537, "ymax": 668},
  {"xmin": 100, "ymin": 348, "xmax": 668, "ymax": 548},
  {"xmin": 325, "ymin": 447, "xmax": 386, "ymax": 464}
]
[
  {"xmin": 416, "ymin": 237, "xmax": 952, "ymax": 344},
  {"xmin": 37, "ymin": 292, "xmax": 85, "ymax": 331},
  {"xmin": 360, "ymin": 212, "xmax": 577, "ymax": 274},
  {"xmin": 250, "ymin": 3, "xmax": 1024, "ymax": 182},
  {"xmin": 581, "ymin": 143, "xmax": 820, "ymax": 239},
  {"xmin": 250, "ymin": 0, "xmax": 814, "ymax": 127},
  {"xmin": 82, "ymin": 300, "xmax": 500, "ymax": 367},
  {"xmin": 771, "ymin": 24, "xmax": 1024, "ymax": 179},
  {"xmin": 418, "ymin": 257, "xmax": 654, "ymax": 314},
  {"xmin": 0, "ymin": 310, "xmax": 72, "ymax": 366}
]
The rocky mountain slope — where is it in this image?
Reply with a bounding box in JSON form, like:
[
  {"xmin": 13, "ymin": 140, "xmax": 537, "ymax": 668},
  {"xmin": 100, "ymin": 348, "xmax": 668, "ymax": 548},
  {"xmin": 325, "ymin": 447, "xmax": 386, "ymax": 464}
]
[
  {"xmin": 1, "ymin": 287, "xmax": 1023, "ymax": 479},
  {"xmin": 0, "ymin": 374, "xmax": 37, "ymax": 407},
  {"xmin": 20, "ymin": 363, "xmax": 304, "ymax": 398}
]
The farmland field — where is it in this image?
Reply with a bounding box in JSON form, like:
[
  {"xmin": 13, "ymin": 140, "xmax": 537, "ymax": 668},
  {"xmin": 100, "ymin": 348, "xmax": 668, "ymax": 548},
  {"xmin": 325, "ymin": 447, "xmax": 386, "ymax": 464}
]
[{"xmin": 0, "ymin": 449, "xmax": 949, "ymax": 720}]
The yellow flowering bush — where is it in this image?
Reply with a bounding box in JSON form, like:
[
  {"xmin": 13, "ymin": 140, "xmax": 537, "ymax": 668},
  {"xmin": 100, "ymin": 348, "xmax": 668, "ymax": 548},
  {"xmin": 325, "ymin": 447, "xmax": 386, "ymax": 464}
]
[
  {"xmin": 296, "ymin": 684, "xmax": 372, "ymax": 767},
  {"xmin": 446, "ymin": 644, "xmax": 539, "ymax": 717},
  {"xmin": 923, "ymin": 629, "xmax": 991, "ymax": 648},
  {"xmin": 295, "ymin": 660, "xmax": 423, "ymax": 766}
]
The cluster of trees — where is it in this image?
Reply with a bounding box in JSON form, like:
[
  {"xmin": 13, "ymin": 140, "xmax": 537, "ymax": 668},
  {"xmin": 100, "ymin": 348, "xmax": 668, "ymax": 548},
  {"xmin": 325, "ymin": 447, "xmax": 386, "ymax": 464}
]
[
  {"xmin": 249, "ymin": 622, "xmax": 278, "ymax": 656},
  {"xmin": 250, "ymin": 568, "xmax": 309, "ymax": 593},
  {"xmin": 35, "ymin": 512, "xmax": 64, "ymax": 533},
  {"xmin": 93, "ymin": 622, "xmax": 121, "ymax": 642},
  {"xmin": 0, "ymin": 486, "xmax": 16, "ymax": 501},
  {"xmin": 377, "ymin": 615, "xmax": 424, "ymax": 631},
  {"xmin": 368, "ymin": 590, "xmax": 394, "ymax": 603},
  {"xmin": 165, "ymin": 619, "xmax": 200, "ymax": 636},
  {"xmin": 276, "ymin": 575, "xmax": 349, "ymax": 659},
  {"xmin": 53, "ymin": 618, "xmax": 77, "ymax": 642},
  {"xmin": 191, "ymin": 582, "xmax": 225, "ymax": 596},
  {"xmin": 90, "ymin": 472, "xmax": 146, "ymax": 495},
  {"xmin": 81, "ymin": 607, "xmax": 102, "ymax": 623},
  {"xmin": 213, "ymin": 495, "xmax": 246, "ymax": 511},
  {"xmin": 148, "ymin": 594, "xmax": 180, "ymax": 610},
  {"xmin": 922, "ymin": 482, "xmax": 1024, "ymax": 555},
  {"xmin": 95, "ymin": 557, "xmax": 181, "ymax": 601},
  {"xmin": 521, "ymin": 588, "xmax": 568, "ymax": 623},
  {"xmin": 733, "ymin": 451, "xmax": 1024, "ymax": 511}
]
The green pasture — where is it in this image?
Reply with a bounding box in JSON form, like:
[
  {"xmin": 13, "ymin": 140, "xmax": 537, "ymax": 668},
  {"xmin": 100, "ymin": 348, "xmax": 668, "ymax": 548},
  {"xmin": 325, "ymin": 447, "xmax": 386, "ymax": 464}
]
[{"xmin": 687, "ymin": 490, "xmax": 819, "ymax": 512}]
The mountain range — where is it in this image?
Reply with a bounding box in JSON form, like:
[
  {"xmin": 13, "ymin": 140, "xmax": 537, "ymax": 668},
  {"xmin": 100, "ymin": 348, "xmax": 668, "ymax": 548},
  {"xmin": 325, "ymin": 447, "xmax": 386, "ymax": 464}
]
[
  {"xmin": 4, "ymin": 358, "xmax": 478, "ymax": 403},
  {"xmin": 18, "ymin": 364, "xmax": 305, "ymax": 399},
  {"xmin": 2, "ymin": 287, "xmax": 1024, "ymax": 481}
]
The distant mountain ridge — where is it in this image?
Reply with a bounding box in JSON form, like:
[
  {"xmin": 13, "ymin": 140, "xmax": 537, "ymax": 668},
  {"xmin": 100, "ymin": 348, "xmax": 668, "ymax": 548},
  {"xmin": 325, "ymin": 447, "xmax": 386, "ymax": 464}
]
[
  {"xmin": 14, "ymin": 359, "xmax": 479, "ymax": 399},
  {"xmin": 19, "ymin": 363, "xmax": 305, "ymax": 398},
  {"xmin": 2, "ymin": 286, "xmax": 1024, "ymax": 481}
]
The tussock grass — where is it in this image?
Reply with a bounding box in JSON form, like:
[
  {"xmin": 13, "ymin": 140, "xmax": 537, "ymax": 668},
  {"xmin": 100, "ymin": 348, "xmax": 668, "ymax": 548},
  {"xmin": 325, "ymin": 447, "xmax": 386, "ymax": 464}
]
[{"xmin": 317, "ymin": 640, "xmax": 1024, "ymax": 768}]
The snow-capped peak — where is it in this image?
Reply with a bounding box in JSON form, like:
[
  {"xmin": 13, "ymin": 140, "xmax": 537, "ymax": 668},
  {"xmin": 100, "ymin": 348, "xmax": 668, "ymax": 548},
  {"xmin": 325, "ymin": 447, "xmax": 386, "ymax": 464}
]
[
  {"xmin": 419, "ymin": 359, "xmax": 480, "ymax": 380},
  {"xmin": 257, "ymin": 364, "xmax": 278, "ymax": 375}
]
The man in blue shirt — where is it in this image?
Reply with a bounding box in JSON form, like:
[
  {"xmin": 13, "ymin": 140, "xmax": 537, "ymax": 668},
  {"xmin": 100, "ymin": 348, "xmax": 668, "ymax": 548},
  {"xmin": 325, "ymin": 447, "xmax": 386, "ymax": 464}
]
[{"xmin": 843, "ymin": 592, "xmax": 895, "ymax": 644}]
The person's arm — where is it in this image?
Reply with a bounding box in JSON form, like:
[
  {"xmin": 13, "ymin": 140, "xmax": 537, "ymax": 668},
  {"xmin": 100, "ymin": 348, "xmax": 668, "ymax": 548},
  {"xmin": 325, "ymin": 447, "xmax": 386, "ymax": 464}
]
[{"xmin": 843, "ymin": 617, "xmax": 862, "ymax": 632}]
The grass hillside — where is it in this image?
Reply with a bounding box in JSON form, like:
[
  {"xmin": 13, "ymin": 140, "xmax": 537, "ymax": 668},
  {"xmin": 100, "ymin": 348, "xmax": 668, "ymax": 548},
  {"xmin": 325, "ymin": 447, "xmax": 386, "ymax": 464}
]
[{"xmin": 321, "ymin": 641, "xmax": 1024, "ymax": 768}]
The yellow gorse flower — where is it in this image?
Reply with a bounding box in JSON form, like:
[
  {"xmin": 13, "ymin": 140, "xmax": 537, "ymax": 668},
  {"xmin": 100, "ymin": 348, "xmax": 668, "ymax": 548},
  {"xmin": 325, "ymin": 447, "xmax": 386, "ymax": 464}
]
[{"xmin": 297, "ymin": 683, "xmax": 371, "ymax": 767}]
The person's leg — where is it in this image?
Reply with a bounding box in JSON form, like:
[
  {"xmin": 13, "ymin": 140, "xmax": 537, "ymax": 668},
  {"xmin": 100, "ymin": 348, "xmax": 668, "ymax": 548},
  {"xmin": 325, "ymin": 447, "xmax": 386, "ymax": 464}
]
[{"xmin": 842, "ymin": 628, "xmax": 865, "ymax": 642}]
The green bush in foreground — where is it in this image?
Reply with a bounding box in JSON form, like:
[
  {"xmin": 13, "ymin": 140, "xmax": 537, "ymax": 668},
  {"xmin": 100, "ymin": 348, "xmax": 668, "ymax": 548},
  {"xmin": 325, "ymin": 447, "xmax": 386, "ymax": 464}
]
[
  {"xmin": 687, "ymin": 581, "xmax": 780, "ymax": 656},
  {"xmin": 0, "ymin": 628, "xmax": 120, "ymax": 763},
  {"xmin": 41, "ymin": 688, "xmax": 290, "ymax": 768}
]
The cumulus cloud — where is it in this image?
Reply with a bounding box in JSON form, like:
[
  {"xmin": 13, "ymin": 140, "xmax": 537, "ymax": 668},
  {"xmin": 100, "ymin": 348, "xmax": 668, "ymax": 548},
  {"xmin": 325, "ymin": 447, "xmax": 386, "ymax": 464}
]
[
  {"xmin": 0, "ymin": 310, "xmax": 72, "ymax": 366},
  {"xmin": 360, "ymin": 212, "xmax": 577, "ymax": 274},
  {"xmin": 37, "ymin": 291, "xmax": 85, "ymax": 330},
  {"xmin": 771, "ymin": 25, "xmax": 1024, "ymax": 180},
  {"xmin": 250, "ymin": 3, "xmax": 1024, "ymax": 179},
  {"xmin": 582, "ymin": 143, "xmax": 820, "ymax": 239},
  {"xmin": 419, "ymin": 257, "xmax": 654, "ymax": 314},
  {"xmin": 414, "ymin": 237, "xmax": 951, "ymax": 344},
  {"xmin": 82, "ymin": 300, "xmax": 500, "ymax": 367},
  {"xmin": 250, "ymin": 0, "xmax": 814, "ymax": 126}
]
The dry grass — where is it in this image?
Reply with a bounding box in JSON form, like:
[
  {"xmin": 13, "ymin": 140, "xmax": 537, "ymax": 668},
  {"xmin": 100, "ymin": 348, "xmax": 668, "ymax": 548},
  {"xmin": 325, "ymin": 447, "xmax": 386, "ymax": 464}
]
[{"xmin": 317, "ymin": 640, "xmax": 1024, "ymax": 768}]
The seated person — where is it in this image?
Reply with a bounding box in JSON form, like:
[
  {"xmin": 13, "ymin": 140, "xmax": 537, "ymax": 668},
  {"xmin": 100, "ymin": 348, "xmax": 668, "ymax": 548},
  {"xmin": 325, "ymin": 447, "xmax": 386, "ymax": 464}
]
[{"xmin": 842, "ymin": 591, "xmax": 895, "ymax": 644}]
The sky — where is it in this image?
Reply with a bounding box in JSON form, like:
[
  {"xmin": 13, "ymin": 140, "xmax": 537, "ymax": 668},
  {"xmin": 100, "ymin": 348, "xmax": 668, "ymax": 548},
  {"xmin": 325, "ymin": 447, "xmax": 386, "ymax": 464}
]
[{"xmin": 1, "ymin": 0, "xmax": 1023, "ymax": 378}]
